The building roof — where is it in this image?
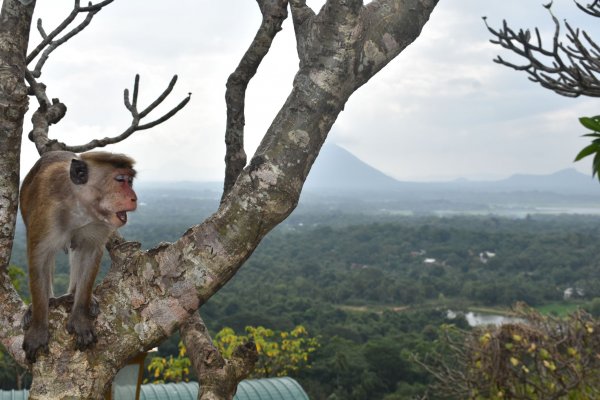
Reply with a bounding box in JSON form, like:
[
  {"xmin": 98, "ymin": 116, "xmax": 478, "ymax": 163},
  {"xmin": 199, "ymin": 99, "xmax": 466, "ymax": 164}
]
[
  {"xmin": 0, "ymin": 377, "xmax": 309, "ymax": 400},
  {"xmin": 142, "ymin": 377, "xmax": 309, "ymax": 400},
  {"xmin": 0, "ymin": 390, "xmax": 27, "ymax": 400}
]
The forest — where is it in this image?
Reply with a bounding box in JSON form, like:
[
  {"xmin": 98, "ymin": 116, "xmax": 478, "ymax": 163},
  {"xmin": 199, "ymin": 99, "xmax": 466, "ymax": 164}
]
[{"xmin": 5, "ymin": 186, "xmax": 600, "ymax": 399}]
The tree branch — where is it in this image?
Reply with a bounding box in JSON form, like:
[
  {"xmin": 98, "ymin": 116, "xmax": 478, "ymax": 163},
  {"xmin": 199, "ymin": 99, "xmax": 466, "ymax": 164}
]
[
  {"xmin": 25, "ymin": 71, "xmax": 68, "ymax": 154},
  {"xmin": 181, "ymin": 313, "xmax": 257, "ymax": 400},
  {"xmin": 485, "ymin": 4, "xmax": 600, "ymax": 97},
  {"xmin": 222, "ymin": 0, "xmax": 289, "ymax": 201},
  {"xmin": 6, "ymin": 0, "xmax": 440, "ymax": 395},
  {"xmin": 26, "ymin": 74, "xmax": 191, "ymax": 154},
  {"xmin": 575, "ymin": 0, "xmax": 600, "ymax": 17},
  {"xmin": 26, "ymin": 0, "xmax": 114, "ymax": 76}
]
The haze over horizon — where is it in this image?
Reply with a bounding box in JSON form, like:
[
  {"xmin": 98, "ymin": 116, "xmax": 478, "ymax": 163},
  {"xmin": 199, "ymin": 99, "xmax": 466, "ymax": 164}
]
[{"xmin": 139, "ymin": 144, "xmax": 600, "ymax": 196}]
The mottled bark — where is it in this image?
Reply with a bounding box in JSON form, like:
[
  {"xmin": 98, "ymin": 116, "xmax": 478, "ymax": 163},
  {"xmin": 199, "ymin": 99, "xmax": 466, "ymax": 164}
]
[
  {"xmin": 222, "ymin": 0, "xmax": 289, "ymax": 200},
  {"xmin": 181, "ymin": 314, "xmax": 257, "ymax": 400},
  {"xmin": 0, "ymin": 0, "xmax": 35, "ymax": 367},
  {"xmin": 0, "ymin": 0, "xmax": 438, "ymax": 398}
]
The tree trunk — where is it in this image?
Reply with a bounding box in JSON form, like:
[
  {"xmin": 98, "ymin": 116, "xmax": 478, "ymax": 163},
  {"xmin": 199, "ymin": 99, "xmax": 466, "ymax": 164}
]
[
  {"xmin": 0, "ymin": 0, "xmax": 35, "ymax": 368},
  {"xmin": 0, "ymin": 0, "xmax": 439, "ymax": 398}
]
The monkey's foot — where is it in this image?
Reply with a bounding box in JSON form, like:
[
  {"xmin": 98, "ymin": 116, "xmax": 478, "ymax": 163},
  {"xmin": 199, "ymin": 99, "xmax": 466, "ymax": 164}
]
[
  {"xmin": 22, "ymin": 295, "xmax": 100, "ymax": 330},
  {"xmin": 51, "ymin": 294, "xmax": 100, "ymax": 318},
  {"xmin": 66, "ymin": 310, "xmax": 97, "ymax": 351},
  {"xmin": 23, "ymin": 327, "xmax": 49, "ymax": 363}
]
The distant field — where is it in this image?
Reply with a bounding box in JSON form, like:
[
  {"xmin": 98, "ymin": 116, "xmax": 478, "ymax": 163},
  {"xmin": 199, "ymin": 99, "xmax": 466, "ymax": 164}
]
[{"xmin": 536, "ymin": 302, "xmax": 583, "ymax": 316}]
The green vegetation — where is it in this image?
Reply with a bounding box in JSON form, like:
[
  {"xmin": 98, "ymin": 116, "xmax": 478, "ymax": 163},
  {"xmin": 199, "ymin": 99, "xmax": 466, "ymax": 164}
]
[
  {"xmin": 536, "ymin": 302, "xmax": 583, "ymax": 317},
  {"xmin": 575, "ymin": 116, "xmax": 600, "ymax": 181},
  {"xmin": 425, "ymin": 305, "xmax": 600, "ymax": 399},
  {"xmin": 146, "ymin": 341, "xmax": 192, "ymax": 384},
  {"xmin": 215, "ymin": 325, "xmax": 319, "ymax": 379},
  {"xmin": 5, "ymin": 200, "xmax": 600, "ymax": 398}
]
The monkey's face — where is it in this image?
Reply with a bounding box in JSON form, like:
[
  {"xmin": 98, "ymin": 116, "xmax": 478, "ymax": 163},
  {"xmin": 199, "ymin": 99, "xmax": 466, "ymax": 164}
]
[{"xmin": 100, "ymin": 168, "xmax": 137, "ymax": 228}]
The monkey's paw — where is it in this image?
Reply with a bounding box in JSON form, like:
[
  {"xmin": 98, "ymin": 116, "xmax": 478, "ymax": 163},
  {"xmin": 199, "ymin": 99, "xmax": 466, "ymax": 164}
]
[
  {"xmin": 66, "ymin": 311, "xmax": 97, "ymax": 351},
  {"xmin": 52, "ymin": 294, "xmax": 100, "ymax": 318},
  {"xmin": 23, "ymin": 327, "xmax": 49, "ymax": 363}
]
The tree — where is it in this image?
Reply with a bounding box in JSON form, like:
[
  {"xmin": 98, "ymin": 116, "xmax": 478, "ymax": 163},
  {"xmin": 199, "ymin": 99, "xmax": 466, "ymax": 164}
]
[
  {"xmin": 485, "ymin": 1, "xmax": 600, "ymax": 178},
  {"xmin": 421, "ymin": 306, "xmax": 600, "ymax": 399},
  {"xmin": 147, "ymin": 325, "xmax": 318, "ymax": 384},
  {"xmin": 215, "ymin": 325, "xmax": 319, "ymax": 379},
  {"xmin": 0, "ymin": 0, "xmax": 439, "ymax": 398}
]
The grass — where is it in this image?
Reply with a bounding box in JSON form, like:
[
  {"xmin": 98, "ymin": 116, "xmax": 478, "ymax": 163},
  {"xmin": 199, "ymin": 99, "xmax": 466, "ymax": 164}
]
[{"xmin": 536, "ymin": 302, "xmax": 583, "ymax": 317}]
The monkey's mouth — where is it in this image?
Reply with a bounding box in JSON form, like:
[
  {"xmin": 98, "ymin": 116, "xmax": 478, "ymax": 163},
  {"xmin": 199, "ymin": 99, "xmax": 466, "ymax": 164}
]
[{"xmin": 116, "ymin": 211, "xmax": 128, "ymax": 224}]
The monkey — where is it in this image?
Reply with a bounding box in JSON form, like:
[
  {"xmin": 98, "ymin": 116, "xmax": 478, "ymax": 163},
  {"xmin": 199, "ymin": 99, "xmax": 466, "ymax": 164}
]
[{"xmin": 19, "ymin": 150, "xmax": 137, "ymax": 362}]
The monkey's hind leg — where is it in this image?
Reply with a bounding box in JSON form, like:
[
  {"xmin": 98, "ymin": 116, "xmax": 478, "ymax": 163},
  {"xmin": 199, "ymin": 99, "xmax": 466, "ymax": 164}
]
[
  {"xmin": 22, "ymin": 250, "xmax": 54, "ymax": 363},
  {"xmin": 66, "ymin": 246, "xmax": 102, "ymax": 350}
]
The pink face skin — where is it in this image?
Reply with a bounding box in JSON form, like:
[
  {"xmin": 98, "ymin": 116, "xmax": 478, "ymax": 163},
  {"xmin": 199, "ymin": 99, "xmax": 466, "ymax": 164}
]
[{"xmin": 104, "ymin": 169, "xmax": 137, "ymax": 227}]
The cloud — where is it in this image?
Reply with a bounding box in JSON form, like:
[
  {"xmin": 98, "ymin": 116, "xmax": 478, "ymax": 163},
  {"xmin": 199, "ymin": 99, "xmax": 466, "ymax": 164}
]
[{"xmin": 20, "ymin": 0, "xmax": 600, "ymax": 183}]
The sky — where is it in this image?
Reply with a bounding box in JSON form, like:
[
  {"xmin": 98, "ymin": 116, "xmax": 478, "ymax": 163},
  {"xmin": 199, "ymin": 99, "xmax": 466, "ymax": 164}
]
[{"xmin": 20, "ymin": 0, "xmax": 600, "ymax": 182}]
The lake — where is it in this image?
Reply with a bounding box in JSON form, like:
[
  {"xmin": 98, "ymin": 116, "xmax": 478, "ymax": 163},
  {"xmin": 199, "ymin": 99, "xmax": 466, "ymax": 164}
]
[{"xmin": 447, "ymin": 310, "xmax": 524, "ymax": 327}]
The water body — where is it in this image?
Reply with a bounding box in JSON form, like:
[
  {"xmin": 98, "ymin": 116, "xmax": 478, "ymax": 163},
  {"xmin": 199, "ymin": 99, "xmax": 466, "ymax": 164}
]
[{"xmin": 447, "ymin": 310, "xmax": 524, "ymax": 327}]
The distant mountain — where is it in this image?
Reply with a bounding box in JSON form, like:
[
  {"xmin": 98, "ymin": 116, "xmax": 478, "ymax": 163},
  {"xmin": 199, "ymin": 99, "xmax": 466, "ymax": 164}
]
[
  {"xmin": 444, "ymin": 168, "xmax": 600, "ymax": 195},
  {"xmin": 303, "ymin": 143, "xmax": 600, "ymax": 196},
  {"xmin": 494, "ymin": 169, "xmax": 600, "ymax": 194},
  {"xmin": 138, "ymin": 143, "xmax": 600, "ymax": 198},
  {"xmin": 304, "ymin": 143, "xmax": 399, "ymax": 192}
]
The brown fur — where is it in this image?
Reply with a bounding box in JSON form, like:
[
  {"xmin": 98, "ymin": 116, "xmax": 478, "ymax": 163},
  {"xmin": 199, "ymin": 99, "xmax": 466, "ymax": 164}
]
[{"xmin": 20, "ymin": 150, "xmax": 137, "ymax": 362}]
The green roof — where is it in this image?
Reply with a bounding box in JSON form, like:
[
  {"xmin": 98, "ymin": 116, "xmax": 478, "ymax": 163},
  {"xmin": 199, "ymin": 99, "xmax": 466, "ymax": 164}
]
[
  {"xmin": 0, "ymin": 390, "xmax": 27, "ymax": 400},
  {"xmin": 0, "ymin": 377, "xmax": 309, "ymax": 400},
  {"xmin": 141, "ymin": 377, "xmax": 309, "ymax": 400}
]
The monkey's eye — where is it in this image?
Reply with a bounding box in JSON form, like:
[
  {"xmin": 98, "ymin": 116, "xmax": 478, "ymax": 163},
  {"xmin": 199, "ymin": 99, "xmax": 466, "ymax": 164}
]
[{"xmin": 115, "ymin": 175, "xmax": 134, "ymax": 186}]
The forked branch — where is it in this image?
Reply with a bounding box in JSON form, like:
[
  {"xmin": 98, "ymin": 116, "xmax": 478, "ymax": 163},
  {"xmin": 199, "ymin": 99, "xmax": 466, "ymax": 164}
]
[
  {"xmin": 65, "ymin": 74, "xmax": 191, "ymax": 153},
  {"xmin": 181, "ymin": 314, "xmax": 257, "ymax": 400},
  {"xmin": 27, "ymin": 0, "xmax": 114, "ymax": 78},
  {"xmin": 27, "ymin": 74, "xmax": 191, "ymax": 154},
  {"xmin": 575, "ymin": 0, "xmax": 600, "ymax": 17},
  {"xmin": 222, "ymin": 0, "xmax": 289, "ymax": 200},
  {"xmin": 484, "ymin": 5, "xmax": 600, "ymax": 97}
]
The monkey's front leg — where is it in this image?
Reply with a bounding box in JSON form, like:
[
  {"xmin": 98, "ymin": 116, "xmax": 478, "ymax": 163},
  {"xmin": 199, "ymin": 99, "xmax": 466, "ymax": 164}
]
[{"xmin": 66, "ymin": 247, "xmax": 102, "ymax": 350}]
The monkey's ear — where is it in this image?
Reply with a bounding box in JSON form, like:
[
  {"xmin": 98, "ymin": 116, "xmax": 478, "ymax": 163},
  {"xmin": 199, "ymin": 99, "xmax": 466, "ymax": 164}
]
[{"xmin": 70, "ymin": 159, "xmax": 88, "ymax": 185}]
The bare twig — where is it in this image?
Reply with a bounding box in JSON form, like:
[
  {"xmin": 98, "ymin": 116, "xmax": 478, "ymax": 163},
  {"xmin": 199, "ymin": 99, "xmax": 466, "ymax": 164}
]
[
  {"xmin": 26, "ymin": 74, "xmax": 190, "ymax": 154},
  {"xmin": 63, "ymin": 74, "xmax": 191, "ymax": 153},
  {"xmin": 484, "ymin": 4, "xmax": 600, "ymax": 97},
  {"xmin": 27, "ymin": 0, "xmax": 114, "ymax": 76},
  {"xmin": 575, "ymin": 0, "xmax": 600, "ymax": 17},
  {"xmin": 221, "ymin": 0, "xmax": 289, "ymax": 201}
]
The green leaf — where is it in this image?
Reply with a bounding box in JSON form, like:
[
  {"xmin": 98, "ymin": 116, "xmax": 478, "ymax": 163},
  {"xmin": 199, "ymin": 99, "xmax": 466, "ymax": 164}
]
[
  {"xmin": 593, "ymin": 153, "xmax": 600, "ymax": 180},
  {"xmin": 574, "ymin": 143, "xmax": 600, "ymax": 162},
  {"xmin": 582, "ymin": 133, "xmax": 600, "ymax": 138},
  {"xmin": 580, "ymin": 117, "xmax": 600, "ymax": 132}
]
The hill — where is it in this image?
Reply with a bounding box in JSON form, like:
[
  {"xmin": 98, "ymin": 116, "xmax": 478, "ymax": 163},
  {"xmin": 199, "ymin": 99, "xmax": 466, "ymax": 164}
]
[
  {"xmin": 304, "ymin": 143, "xmax": 398, "ymax": 191},
  {"xmin": 304, "ymin": 143, "xmax": 600, "ymax": 195}
]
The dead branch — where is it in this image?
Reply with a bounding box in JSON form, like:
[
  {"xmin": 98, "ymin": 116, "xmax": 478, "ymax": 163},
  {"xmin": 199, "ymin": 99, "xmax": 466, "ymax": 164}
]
[
  {"xmin": 484, "ymin": 4, "xmax": 600, "ymax": 97},
  {"xmin": 575, "ymin": 0, "xmax": 600, "ymax": 17},
  {"xmin": 222, "ymin": 0, "xmax": 289, "ymax": 201},
  {"xmin": 27, "ymin": 74, "xmax": 191, "ymax": 154},
  {"xmin": 181, "ymin": 313, "xmax": 257, "ymax": 400},
  {"xmin": 25, "ymin": 71, "xmax": 68, "ymax": 155},
  {"xmin": 23, "ymin": 0, "xmax": 192, "ymax": 155},
  {"xmin": 27, "ymin": 0, "xmax": 114, "ymax": 77},
  {"xmin": 65, "ymin": 74, "xmax": 191, "ymax": 153}
]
